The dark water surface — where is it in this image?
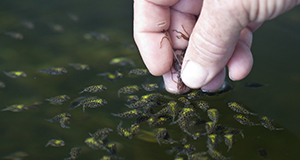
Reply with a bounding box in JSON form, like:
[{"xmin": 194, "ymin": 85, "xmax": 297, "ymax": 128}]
[{"xmin": 0, "ymin": 1, "xmax": 300, "ymax": 160}]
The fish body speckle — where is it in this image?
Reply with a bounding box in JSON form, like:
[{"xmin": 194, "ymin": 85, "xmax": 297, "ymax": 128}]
[
  {"xmin": 37, "ymin": 67, "xmax": 67, "ymax": 75},
  {"xmin": 79, "ymin": 85, "xmax": 107, "ymax": 94},
  {"xmin": 194, "ymin": 100, "xmax": 210, "ymax": 111},
  {"xmin": 228, "ymin": 102, "xmax": 257, "ymax": 115}
]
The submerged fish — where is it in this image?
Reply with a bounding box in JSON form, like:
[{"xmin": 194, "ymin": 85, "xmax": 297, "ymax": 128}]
[
  {"xmin": 259, "ymin": 116, "xmax": 283, "ymax": 130},
  {"xmin": 68, "ymin": 63, "xmax": 90, "ymax": 70},
  {"xmin": 37, "ymin": 67, "xmax": 67, "ymax": 75},
  {"xmin": 228, "ymin": 102, "xmax": 257, "ymax": 115},
  {"xmin": 64, "ymin": 147, "xmax": 81, "ymax": 160},
  {"xmin": 3, "ymin": 71, "xmax": 27, "ymax": 78},
  {"xmin": 79, "ymin": 85, "xmax": 107, "ymax": 94},
  {"xmin": 45, "ymin": 95, "xmax": 70, "ymax": 105},
  {"xmin": 1, "ymin": 104, "xmax": 28, "ymax": 112},
  {"xmin": 45, "ymin": 139, "xmax": 65, "ymax": 147}
]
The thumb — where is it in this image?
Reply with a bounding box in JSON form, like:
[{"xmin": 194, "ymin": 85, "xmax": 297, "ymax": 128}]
[{"xmin": 181, "ymin": 1, "xmax": 249, "ymax": 90}]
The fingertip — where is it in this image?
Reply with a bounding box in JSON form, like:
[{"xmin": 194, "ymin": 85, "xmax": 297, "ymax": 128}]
[{"xmin": 227, "ymin": 41, "xmax": 253, "ymax": 81}]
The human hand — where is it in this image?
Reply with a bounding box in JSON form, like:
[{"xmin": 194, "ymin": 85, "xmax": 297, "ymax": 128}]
[{"xmin": 134, "ymin": 0, "xmax": 300, "ymax": 94}]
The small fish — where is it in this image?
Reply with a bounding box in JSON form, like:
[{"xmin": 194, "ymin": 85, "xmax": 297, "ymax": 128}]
[
  {"xmin": 2, "ymin": 151, "xmax": 28, "ymax": 160},
  {"xmin": 193, "ymin": 100, "xmax": 210, "ymax": 111},
  {"xmin": 118, "ymin": 85, "xmax": 141, "ymax": 97},
  {"xmin": 116, "ymin": 121, "xmax": 133, "ymax": 139},
  {"xmin": 171, "ymin": 144, "xmax": 196, "ymax": 156},
  {"xmin": 21, "ymin": 20, "xmax": 35, "ymax": 29},
  {"xmin": 83, "ymin": 33, "xmax": 93, "ymax": 41},
  {"xmin": 0, "ymin": 81, "xmax": 5, "ymax": 88},
  {"xmin": 79, "ymin": 85, "xmax": 107, "ymax": 94},
  {"xmin": 1, "ymin": 104, "xmax": 28, "ymax": 112},
  {"xmin": 188, "ymin": 152, "xmax": 209, "ymax": 160},
  {"xmin": 124, "ymin": 95, "xmax": 139, "ymax": 103},
  {"xmin": 49, "ymin": 23, "xmax": 64, "ymax": 32},
  {"xmin": 187, "ymin": 90, "xmax": 203, "ymax": 99},
  {"xmin": 128, "ymin": 68, "xmax": 149, "ymax": 76},
  {"xmin": 205, "ymin": 121, "xmax": 215, "ymax": 135},
  {"xmin": 109, "ymin": 57, "xmax": 135, "ymax": 66},
  {"xmin": 227, "ymin": 128, "xmax": 244, "ymax": 138},
  {"xmin": 69, "ymin": 96, "xmax": 86, "ymax": 110},
  {"xmin": 191, "ymin": 131, "xmax": 206, "ymax": 140},
  {"xmin": 4, "ymin": 31, "xmax": 23, "ymax": 39},
  {"xmin": 207, "ymin": 134, "xmax": 220, "ymax": 150},
  {"xmin": 97, "ymin": 71, "xmax": 123, "ymax": 82},
  {"xmin": 68, "ymin": 63, "xmax": 90, "ymax": 70},
  {"xmin": 259, "ymin": 116, "xmax": 283, "ymax": 130},
  {"xmin": 140, "ymin": 93, "xmax": 163, "ymax": 101},
  {"xmin": 208, "ymin": 149, "xmax": 227, "ymax": 160},
  {"xmin": 60, "ymin": 116, "xmax": 71, "ymax": 129},
  {"xmin": 111, "ymin": 109, "xmax": 142, "ymax": 118},
  {"xmin": 82, "ymin": 98, "xmax": 107, "ymax": 112},
  {"xmin": 90, "ymin": 32, "xmax": 109, "ymax": 41},
  {"xmin": 84, "ymin": 137, "xmax": 108, "ymax": 150},
  {"xmin": 258, "ymin": 148, "xmax": 268, "ymax": 160},
  {"xmin": 64, "ymin": 147, "xmax": 81, "ymax": 160},
  {"xmin": 141, "ymin": 83, "xmax": 159, "ymax": 91},
  {"xmin": 67, "ymin": 13, "xmax": 79, "ymax": 22},
  {"xmin": 37, "ymin": 67, "xmax": 67, "ymax": 75},
  {"xmin": 106, "ymin": 143, "xmax": 118, "ymax": 157},
  {"xmin": 45, "ymin": 94, "xmax": 70, "ymax": 105},
  {"xmin": 228, "ymin": 102, "xmax": 257, "ymax": 115},
  {"xmin": 45, "ymin": 139, "xmax": 65, "ymax": 147},
  {"xmin": 148, "ymin": 115, "xmax": 172, "ymax": 127},
  {"xmin": 155, "ymin": 128, "xmax": 177, "ymax": 145},
  {"xmin": 224, "ymin": 134, "xmax": 234, "ymax": 152},
  {"xmin": 178, "ymin": 97, "xmax": 190, "ymax": 106},
  {"xmin": 207, "ymin": 108, "xmax": 219, "ymax": 125},
  {"xmin": 3, "ymin": 71, "xmax": 27, "ymax": 78},
  {"xmin": 89, "ymin": 128, "xmax": 113, "ymax": 139},
  {"xmin": 244, "ymin": 82, "xmax": 266, "ymax": 88},
  {"xmin": 46, "ymin": 112, "xmax": 71, "ymax": 122},
  {"xmin": 234, "ymin": 114, "xmax": 257, "ymax": 126},
  {"xmin": 167, "ymin": 101, "xmax": 179, "ymax": 122}
]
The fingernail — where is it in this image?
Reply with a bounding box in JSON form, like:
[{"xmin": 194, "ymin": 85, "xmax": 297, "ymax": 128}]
[{"xmin": 181, "ymin": 60, "xmax": 207, "ymax": 89}]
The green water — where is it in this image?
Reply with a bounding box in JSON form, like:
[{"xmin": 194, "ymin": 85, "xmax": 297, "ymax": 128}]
[{"xmin": 0, "ymin": 0, "xmax": 300, "ymax": 160}]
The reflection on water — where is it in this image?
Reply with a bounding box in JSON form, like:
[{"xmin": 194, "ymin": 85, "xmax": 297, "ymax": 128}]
[{"xmin": 0, "ymin": 0, "xmax": 300, "ymax": 160}]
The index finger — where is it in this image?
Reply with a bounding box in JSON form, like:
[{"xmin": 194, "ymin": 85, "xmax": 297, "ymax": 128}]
[{"xmin": 134, "ymin": 0, "xmax": 179, "ymax": 76}]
